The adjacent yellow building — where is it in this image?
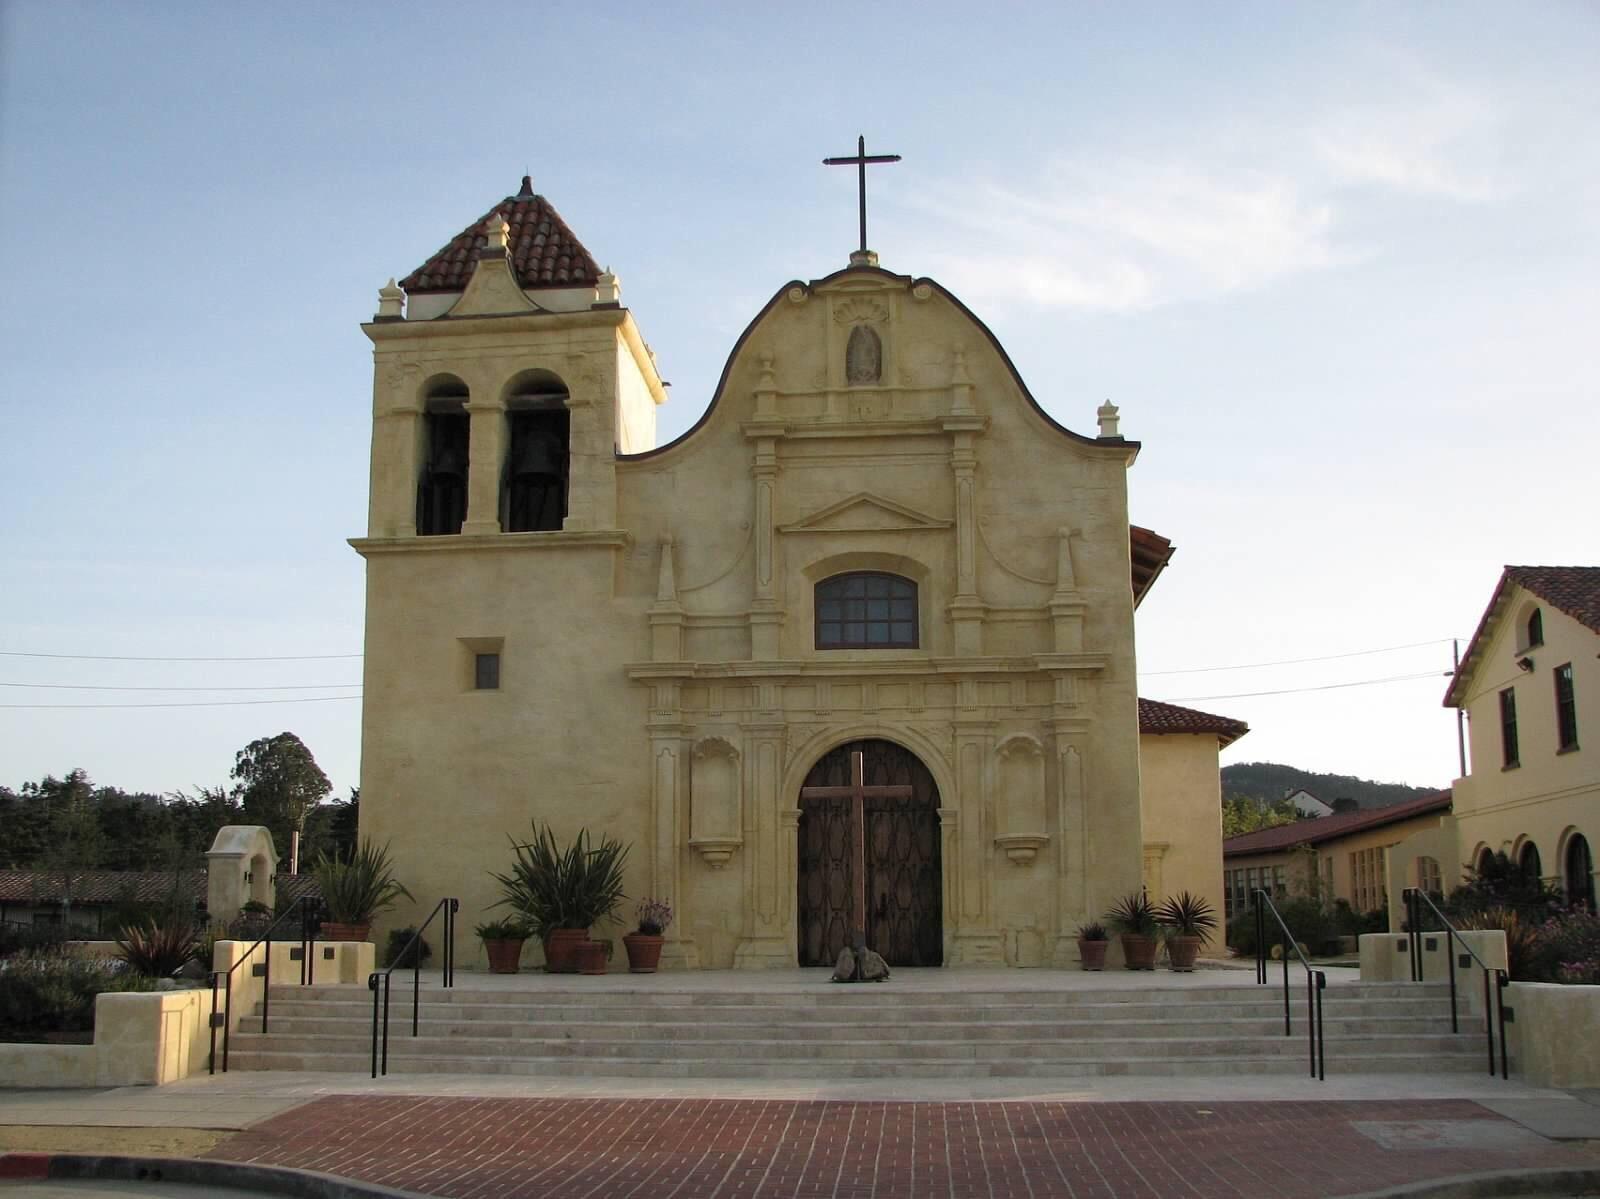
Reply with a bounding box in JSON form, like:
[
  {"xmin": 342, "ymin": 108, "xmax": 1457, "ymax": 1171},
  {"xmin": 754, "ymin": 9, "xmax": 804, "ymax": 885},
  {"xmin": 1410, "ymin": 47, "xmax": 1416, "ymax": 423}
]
[
  {"xmin": 1387, "ymin": 567, "xmax": 1597, "ymax": 912},
  {"xmin": 352, "ymin": 175, "xmax": 1243, "ymax": 968}
]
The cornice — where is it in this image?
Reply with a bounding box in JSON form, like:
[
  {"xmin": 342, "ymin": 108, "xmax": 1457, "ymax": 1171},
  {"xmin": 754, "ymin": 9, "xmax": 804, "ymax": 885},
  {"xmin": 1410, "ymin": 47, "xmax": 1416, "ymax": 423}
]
[{"xmin": 350, "ymin": 529, "xmax": 630, "ymax": 557}]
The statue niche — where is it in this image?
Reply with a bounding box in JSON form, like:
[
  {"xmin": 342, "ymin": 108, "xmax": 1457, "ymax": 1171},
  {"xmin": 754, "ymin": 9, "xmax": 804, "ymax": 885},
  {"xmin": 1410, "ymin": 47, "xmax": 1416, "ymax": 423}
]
[{"xmin": 845, "ymin": 325, "xmax": 882, "ymax": 386}]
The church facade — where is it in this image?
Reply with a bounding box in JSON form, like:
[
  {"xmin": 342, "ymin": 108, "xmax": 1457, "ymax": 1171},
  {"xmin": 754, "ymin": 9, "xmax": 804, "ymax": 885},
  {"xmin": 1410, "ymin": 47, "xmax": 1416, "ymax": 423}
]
[{"xmin": 353, "ymin": 176, "xmax": 1239, "ymax": 969}]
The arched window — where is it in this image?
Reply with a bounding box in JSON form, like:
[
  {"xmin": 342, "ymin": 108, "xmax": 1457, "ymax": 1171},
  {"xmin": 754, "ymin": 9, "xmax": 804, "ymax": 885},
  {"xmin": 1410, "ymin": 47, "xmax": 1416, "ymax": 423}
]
[
  {"xmin": 1525, "ymin": 607, "xmax": 1544, "ymax": 649},
  {"xmin": 502, "ymin": 371, "xmax": 570, "ymax": 533},
  {"xmin": 1567, "ymin": 834, "xmax": 1595, "ymax": 911},
  {"xmin": 417, "ymin": 379, "xmax": 469, "ymax": 536},
  {"xmin": 1475, "ymin": 846, "xmax": 1495, "ymax": 878},
  {"xmin": 816, "ymin": 572, "xmax": 917, "ymax": 649},
  {"xmin": 1518, "ymin": 840, "xmax": 1542, "ymax": 881}
]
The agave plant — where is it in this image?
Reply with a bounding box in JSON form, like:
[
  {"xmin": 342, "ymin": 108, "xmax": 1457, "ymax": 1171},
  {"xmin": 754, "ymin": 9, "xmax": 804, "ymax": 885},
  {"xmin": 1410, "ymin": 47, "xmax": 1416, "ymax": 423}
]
[
  {"xmin": 491, "ymin": 822, "xmax": 629, "ymax": 938},
  {"xmin": 314, "ymin": 838, "xmax": 413, "ymax": 924},
  {"xmin": 116, "ymin": 919, "xmax": 201, "ymax": 978},
  {"xmin": 1156, "ymin": 892, "xmax": 1218, "ymax": 944},
  {"xmin": 1103, "ymin": 891, "xmax": 1159, "ymax": 937}
]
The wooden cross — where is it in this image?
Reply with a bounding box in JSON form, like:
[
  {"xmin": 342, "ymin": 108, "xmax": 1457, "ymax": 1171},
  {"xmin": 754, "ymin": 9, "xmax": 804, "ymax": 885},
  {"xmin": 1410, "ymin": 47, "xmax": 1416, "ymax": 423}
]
[
  {"xmin": 822, "ymin": 135, "xmax": 902, "ymax": 254},
  {"xmin": 799, "ymin": 749, "xmax": 913, "ymax": 956}
]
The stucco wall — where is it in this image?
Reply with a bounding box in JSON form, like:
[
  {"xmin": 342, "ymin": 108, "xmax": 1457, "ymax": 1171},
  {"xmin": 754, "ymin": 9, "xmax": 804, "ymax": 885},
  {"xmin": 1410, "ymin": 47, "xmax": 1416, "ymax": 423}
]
[{"xmin": 1137, "ymin": 733, "xmax": 1225, "ymax": 931}]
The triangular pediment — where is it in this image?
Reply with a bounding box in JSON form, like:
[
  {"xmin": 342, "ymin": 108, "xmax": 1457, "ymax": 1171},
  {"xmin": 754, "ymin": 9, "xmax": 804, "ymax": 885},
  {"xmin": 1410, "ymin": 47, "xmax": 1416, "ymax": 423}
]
[{"xmin": 779, "ymin": 492, "xmax": 952, "ymax": 534}]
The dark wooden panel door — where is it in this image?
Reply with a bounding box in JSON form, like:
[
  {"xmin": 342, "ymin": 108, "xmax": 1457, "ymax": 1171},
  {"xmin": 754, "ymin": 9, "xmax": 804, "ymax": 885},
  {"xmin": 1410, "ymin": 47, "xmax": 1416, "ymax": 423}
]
[{"xmin": 797, "ymin": 739, "xmax": 942, "ymax": 967}]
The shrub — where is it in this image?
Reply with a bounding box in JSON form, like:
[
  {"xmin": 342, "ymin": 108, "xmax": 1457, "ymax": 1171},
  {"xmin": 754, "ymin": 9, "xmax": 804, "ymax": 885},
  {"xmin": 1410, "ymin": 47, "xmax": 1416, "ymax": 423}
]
[
  {"xmin": 492, "ymin": 823, "xmax": 630, "ymax": 938},
  {"xmin": 1224, "ymin": 897, "xmax": 1338, "ymax": 956},
  {"xmin": 383, "ymin": 926, "xmax": 432, "ymax": 968},
  {"xmin": 1447, "ymin": 851, "xmax": 1564, "ymax": 924},
  {"xmin": 117, "ymin": 920, "xmax": 201, "ymax": 978},
  {"xmin": 0, "ymin": 922, "xmax": 68, "ymax": 960},
  {"xmin": 314, "ymin": 838, "xmax": 413, "ymax": 925},
  {"xmin": 0, "ymin": 953, "xmax": 157, "ymax": 1041},
  {"xmin": 1531, "ymin": 909, "xmax": 1600, "ymax": 984}
]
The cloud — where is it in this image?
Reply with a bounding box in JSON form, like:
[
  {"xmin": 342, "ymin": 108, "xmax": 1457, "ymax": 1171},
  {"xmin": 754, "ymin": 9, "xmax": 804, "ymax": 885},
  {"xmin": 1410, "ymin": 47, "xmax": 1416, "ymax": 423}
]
[
  {"xmin": 1312, "ymin": 69, "xmax": 1506, "ymax": 202},
  {"xmin": 901, "ymin": 159, "xmax": 1346, "ymax": 314}
]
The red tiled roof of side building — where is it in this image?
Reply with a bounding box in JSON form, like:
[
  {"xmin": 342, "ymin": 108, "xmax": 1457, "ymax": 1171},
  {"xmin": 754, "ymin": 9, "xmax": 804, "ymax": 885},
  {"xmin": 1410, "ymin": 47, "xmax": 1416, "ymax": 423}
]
[
  {"xmin": 1130, "ymin": 526, "xmax": 1174, "ymax": 606},
  {"xmin": 1222, "ymin": 790, "xmax": 1451, "ymax": 857},
  {"xmin": 1445, "ymin": 565, "xmax": 1600, "ymax": 706},
  {"xmin": 0, "ymin": 869, "xmax": 323, "ymax": 908},
  {"xmin": 1137, "ymin": 698, "xmax": 1249, "ymax": 747},
  {"xmin": 400, "ymin": 175, "xmax": 602, "ymax": 294}
]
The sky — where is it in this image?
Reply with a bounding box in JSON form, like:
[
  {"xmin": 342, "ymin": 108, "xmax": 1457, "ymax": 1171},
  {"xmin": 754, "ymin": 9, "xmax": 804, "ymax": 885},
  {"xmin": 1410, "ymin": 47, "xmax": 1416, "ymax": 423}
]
[{"xmin": 2, "ymin": 2, "xmax": 1596, "ymax": 802}]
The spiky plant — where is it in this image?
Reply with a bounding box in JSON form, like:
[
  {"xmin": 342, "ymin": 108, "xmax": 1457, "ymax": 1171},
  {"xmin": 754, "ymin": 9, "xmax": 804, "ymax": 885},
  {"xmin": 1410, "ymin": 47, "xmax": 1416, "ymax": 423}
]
[
  {"xmin": 1156, "ymin": 892, "xmax": 1219, "ymax": 945},
  {"xmin": 491, "ymin": 822, "xmax": 630, "ymax": 938},
  {"xmin": 313, "ymin": 838, "xmax": 413, "ymax": 924},
  {"xmin": 116, "ymin": 919, "xmax": 201, "ymax": 978},
  {"xmin": 1104, "ymin": 892, "xmax": 1159, "ymax": 937}
]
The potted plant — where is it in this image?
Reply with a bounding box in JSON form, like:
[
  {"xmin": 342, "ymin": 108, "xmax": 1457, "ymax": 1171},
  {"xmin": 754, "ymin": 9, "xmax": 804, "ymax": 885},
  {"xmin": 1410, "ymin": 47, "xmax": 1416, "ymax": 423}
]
[
  {"xmin": 491, "ymin": 822, "xmax": 629, "ymax": 973},
  {"xmin": 624, "ymin": 898, "xmax": 673, "ymax": 973},
  {"xmin": 313, "ymin": 838, "xmax": 413, "ymax": 942},
  {"xmin": 1075, "ymin": 921, "xmax": 1109, "ymax": 971},
  {"xmin": 1157, "ymin": 891, "xmax": 1218, "ymax": 971},
  {"xmin": 1104, "ymin": 892, "xmax": 1159, "ymax": 970},
  {"xmin": 576, "ymin": 938, "xmax": 609, "ymax": 975},
  {"xmin": 474, "ymin": 917, "xmax": 529, "ymax": 974}
]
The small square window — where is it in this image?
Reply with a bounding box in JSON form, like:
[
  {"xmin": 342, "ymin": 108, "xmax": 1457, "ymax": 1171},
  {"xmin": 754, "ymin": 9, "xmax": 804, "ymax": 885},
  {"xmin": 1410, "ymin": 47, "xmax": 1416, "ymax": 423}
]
[{"xmin": 474, "ymin": 653, "xmax": 500, "ymax": 691}]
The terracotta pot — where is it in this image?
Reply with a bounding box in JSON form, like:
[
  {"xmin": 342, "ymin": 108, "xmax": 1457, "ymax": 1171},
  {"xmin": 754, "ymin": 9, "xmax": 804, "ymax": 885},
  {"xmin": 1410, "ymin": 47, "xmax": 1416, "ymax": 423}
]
[
  {"xmin": 543, "ymin": 927, "xmax": 587, "ymax": 973},
  {"xmin": 1167, "ymin": 934, "xmax": 1202, "ymax": 971},
  {"xmin": 623, "ymin": 933, "xmax": 664, "ymax": 973},
  {"xmin": 321, "ymin": 921, "xmax": 371, "ymax": 942},
  {"xmin": 576, "ymin": 940, "xmax": 608, "ymax": 975},
  {"xmin": 1077, "ymin": 938, "xmax": 1109, "ymax": 971},
  {"xmin": 483, "ymin": 938, "xmax": 525, "ymax": 974},
  {"xmin": 1120, "ymin": 933, "xmax": 1157, "ymax": 970}
]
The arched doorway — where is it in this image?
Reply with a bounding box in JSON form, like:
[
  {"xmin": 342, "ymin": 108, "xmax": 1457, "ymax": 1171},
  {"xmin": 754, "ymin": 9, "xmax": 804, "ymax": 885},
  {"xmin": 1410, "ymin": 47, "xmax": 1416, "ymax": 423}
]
[{"xmin": 796, "ymin": 738, "xmax": 943, "ymax": 967}]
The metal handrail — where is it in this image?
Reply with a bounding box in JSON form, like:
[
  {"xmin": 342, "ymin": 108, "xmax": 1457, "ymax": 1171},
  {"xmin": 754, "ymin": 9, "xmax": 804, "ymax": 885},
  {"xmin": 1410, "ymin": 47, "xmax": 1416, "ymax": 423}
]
[
  {"xmin": 1251, "ymin": 889, "xmax": 1327, "ymax": 1080},
  {"xmin": 208, "ymin": 896, "xmax": 318, "ymax": 1074},
  {"xmin": 1402, "ymin": 887, "xmax": 1509, "ymax": 1079},
  {"xmin": 368, "ymin": 897, "xmax": 458, "ymax": 1078}
]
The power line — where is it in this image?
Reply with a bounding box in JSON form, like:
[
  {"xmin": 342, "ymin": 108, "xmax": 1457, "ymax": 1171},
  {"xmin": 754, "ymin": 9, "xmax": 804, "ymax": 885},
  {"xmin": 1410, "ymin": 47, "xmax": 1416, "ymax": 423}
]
[
  {"xmin": 1167, "ymin": 670, "xmax": 1450, "ymax": 703},
  {"xmin": 0, "ymin": 651, "xmax": 362, "ymax": 662},
  {"xmin": 0, "ymin": 695, "xmax": 364, "ymax": 710},
  {"xmin": 1142, "ymin": 638, "xmax": 1454, "ymax": 676},
  {"xmin": 0, "ymin": 682, "xmax": 361, "ymax": 692}
]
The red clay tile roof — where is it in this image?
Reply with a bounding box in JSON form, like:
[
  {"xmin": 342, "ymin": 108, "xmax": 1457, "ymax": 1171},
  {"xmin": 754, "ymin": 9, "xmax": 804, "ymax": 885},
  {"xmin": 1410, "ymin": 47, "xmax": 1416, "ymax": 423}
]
[
  {"xmin": 1445, "ymin": 565, "xmax": 1600, "ymax": 706},
  {"xmin": 1222, "ymin": 790, "xmax": 1451, "ymax": 857},
  {"xmin": 400, "ymin": 176, "xmax": 601, "ymax": 294},
  {"xmin": 1138, "ymin": 698, "xmax": 1249, "ymax": 747},
  {"xmin": 1130, "ymin": 526, "xmax": 1174, "ymax": 606},
  {"xmin": 0, "ymin": 869, "xmax": 322, "ymax": 908}
]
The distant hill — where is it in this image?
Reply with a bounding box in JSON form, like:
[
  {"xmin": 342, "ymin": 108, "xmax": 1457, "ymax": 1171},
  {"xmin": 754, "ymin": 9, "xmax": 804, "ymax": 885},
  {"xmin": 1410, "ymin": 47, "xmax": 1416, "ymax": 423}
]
[{"xmin": 1220, "ymin": 762, "xmax": 1439, "ymax": 811}]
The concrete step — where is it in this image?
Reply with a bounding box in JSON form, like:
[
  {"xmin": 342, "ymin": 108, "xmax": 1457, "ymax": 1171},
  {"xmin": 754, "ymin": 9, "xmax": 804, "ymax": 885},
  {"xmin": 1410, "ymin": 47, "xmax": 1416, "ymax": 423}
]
[
  {"xmin": 223, "ymin": 1048, "xmax": 1488, "ymax": 1079},
  {"xmin": 245, "ymin": 1013, "xmax": 1454, "ymax": 1041}
]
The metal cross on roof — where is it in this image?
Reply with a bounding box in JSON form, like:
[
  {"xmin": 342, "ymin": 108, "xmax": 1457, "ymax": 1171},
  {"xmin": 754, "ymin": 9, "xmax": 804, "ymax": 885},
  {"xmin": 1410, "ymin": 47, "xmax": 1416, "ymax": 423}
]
[{"xmin": 823, "ymin": 135, "xmax": 902, "ymax": 255}]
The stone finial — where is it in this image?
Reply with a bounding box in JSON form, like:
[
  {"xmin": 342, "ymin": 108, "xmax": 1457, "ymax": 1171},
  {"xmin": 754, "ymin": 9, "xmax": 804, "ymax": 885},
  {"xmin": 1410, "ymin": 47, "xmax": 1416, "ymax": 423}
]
[
  {"xmin": 848, "ymin": 249, "xmax": 880, "ymax": 268},
  {"xmin": 951, "ymin": 346, "xmax": 972, "ymax": 386},
  {"xmin": 655, "ymin": 536, "xmax": 678, "ymax": 603},
  {"xmin": 375, "ymin": 278, "xmax": 405, "ymax": 320},
  {"xmin": 595, "ymin": 268, "xmax": 621, "ymax": 306},
  {"xmin": 483, "ymin": 215, "xmax": 510, "ymax": 254},
  {"xmin": 1096, "ymin": 400, "xmax": 1121, "ymax": 439},
  {"xmin": 1055, "ymin": 527, "xmax": 1078, "ymax": 592}
]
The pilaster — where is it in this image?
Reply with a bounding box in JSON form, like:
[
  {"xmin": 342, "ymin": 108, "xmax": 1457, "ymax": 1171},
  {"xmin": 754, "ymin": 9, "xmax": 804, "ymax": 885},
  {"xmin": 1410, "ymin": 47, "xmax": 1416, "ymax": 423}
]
[
  {"xmin": 950, "ymin": 708, "xmax": 1004, "ymax": 965},
  {"xmin": 373, "ymin": 403, "xmax": 420, "ymax": 538},
  {"xmin": 460, "ymin": 399, "xmax": 504, "ymax": 536},
  {"xmin": 748, "ymin": 434, "xmax": 783, "ymax": 659},
  {"xmin": 732, "ymin": 710, "xmax": 791, "ymax": 967},
  {"xmin": 647, "ymin": 689, "xmax": 699, "ymax": 969}
]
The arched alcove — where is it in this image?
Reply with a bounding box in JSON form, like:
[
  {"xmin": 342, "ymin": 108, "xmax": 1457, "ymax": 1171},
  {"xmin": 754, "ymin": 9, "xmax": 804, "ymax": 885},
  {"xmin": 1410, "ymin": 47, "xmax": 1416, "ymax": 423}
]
[
  {"xmin": 417, "ymin": 375, "xmax": 469, "ymax": 535},
  {"xmin": 501, "ymin": 369, "xmax": 570, "ymax": 532}
]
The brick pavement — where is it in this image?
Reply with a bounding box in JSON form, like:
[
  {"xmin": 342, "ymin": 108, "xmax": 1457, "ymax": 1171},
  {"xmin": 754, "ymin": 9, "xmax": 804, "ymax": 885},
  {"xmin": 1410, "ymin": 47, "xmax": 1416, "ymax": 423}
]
[{"xmin": 207, "ymin": 1095, "xmax": 1598, "ymax": 1198}]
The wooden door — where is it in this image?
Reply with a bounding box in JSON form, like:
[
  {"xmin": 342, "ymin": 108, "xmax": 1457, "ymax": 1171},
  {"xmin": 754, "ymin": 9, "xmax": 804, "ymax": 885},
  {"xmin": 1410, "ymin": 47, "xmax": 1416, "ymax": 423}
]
[{"xmin": 797, "ymin": 739, "xmax": 943, "ymax": 967}]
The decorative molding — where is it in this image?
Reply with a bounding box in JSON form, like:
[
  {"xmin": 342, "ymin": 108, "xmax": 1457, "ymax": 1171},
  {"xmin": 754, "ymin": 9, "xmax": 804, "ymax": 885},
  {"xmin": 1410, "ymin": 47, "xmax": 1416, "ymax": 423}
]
[
  {"xmin": 349, "ymin": 530, "xmax": 629, "ymax": 557},
  {"xmin": 780, "ymin": 491, "xmax": 953, "ymax": 535},
  {"xmin": 688, "ymin": 836, "xmax": 742, "ymax": 869},
  {"xmin": 976, "ymin": 520, "xmax": 1053, "ymax": 586},
  {"xmin": 994, "ymin": 833, "xmax": 1049, "ymax": 866}
]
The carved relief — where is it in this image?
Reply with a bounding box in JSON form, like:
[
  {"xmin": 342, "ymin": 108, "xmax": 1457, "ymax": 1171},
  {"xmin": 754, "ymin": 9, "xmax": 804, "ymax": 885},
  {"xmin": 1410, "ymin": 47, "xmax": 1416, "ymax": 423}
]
[
  {"xmin": 689, "ymin": 737, "xmax": 742, "ymax": 868},
  {"xmin": 845, "ymin": 326, "xmax": 882, "ymax": 386},
  {"xmin": 832, "ymin": 297, "xmax": 889, "ymax": 325}
]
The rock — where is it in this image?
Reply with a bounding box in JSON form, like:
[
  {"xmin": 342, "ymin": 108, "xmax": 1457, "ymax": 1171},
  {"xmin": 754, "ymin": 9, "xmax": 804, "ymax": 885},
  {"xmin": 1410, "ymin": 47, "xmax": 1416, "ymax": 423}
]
[
  {"xmin": 176, "ymin": 958, "xmax": 209, "ymax": 981},
  {"xmin": 860, "ymin": 949, "xmax": 891, "ymax": 982},
  {"xmin": 155, "ymin": 978, "xmax": 179, "ymax": 991},
  {"xmin": 830, "ymin": 947, "xmax": 857, "ymax": 982}
]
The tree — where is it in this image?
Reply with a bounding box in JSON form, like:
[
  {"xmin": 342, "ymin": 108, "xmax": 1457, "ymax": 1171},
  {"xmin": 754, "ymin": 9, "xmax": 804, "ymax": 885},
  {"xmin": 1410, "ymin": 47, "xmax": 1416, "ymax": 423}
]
[
  {"xmin": 230, "ymin": 733, "xmax": 331, "ymax": 860},
  {"xmin": 1222, "ymin": 793, "xmax": 1301, "ymax": 840}
]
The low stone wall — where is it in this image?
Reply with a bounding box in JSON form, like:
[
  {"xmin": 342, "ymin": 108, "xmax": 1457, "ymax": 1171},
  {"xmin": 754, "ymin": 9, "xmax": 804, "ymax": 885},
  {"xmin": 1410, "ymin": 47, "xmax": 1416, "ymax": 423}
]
[
  {"xmin": 0, "ymin": 938, "xmax": 374, "ymax": 1088},
  {"xmin": 1503, "ymin": 982, "xmax": 1600, "ymax": 1088},
  {"xmin": 1359, "ymin": 930, "xmax": 1507, "ymax": 1021}
]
